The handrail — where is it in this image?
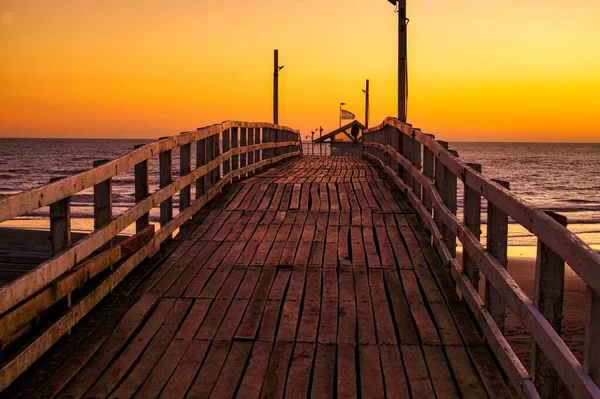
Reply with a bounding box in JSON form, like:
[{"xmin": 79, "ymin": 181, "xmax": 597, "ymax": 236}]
[
  {"xmin": 363, "ymin": 117, "xmax": 600, "ymax": 399},
  {"xmin": 0, "ymin": 120, "xmax": 301, "ymax": 391}
]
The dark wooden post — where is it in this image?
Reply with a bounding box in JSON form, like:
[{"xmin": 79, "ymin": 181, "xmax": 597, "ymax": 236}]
[
  {"xmin": 180, "ymin": 142, "xmax": 191, "ymax": 211},
  {"xmin": 412, "ymin": 134, "xmax": 422, "ymax": 201},
  {"xmin": 196, "ymin": 137, "xmax": 206, "ymax": 198},
  {"xmin": 402, "ymin": 134, "xmax": 412, "ymax": 186},
  {"xmin": 255, "ymin": 127, "xmax": 261, "ymax": 167},
  {"xmin": 423, "ymin": 146, "xmax": 434, "ymax": 215},
  {"xmin": 231, "ymin": 127, "xmax": 239, "ymax": 175},
  {"xmin": 93, "ymin": 159, "xmax": 112, "ymax": 250},
  {"xmin": 585, "ymin": 288, "xmax": 600, "ymax": 386},
  {"xmin": 434, "ymin": 140, "xmax": 448, "ymax": 253},
  {"xmin": 531, "ymin": 211, "xmax": 567, "ymax": 399},
  {"xmin": 49, "ymin": 177, "xmax": 71, "ymax": 256},
  {"xmin": 486, "ymin": 179, "xmax": 510, "ymax": 332},
  {"xmin": 464, "ymin": 163, "xmax": 482, "ymax": 289},
  {"xmin": 159, "ymin": 140, "xmax": 173, "ymax": 229},
  {"xmin": 222, "ymin": 128, "xmax": 231, "ymax": 177},
  {"xmin": 384, "ymin": 126, "xmax": 391, "ymax": 167},
  {"xmin": 134, "ymin": 145, "xmax": 149, "ymax": 233},
  {"xmin": 390, "ymin": 127, "xmax": 399, "ymax": 174},
  {"xmin": 443, "ymin": 150, "xmax": 458, "ymax": 258},
  {"xmin": 248, "ymin": 127, "xmax": 255, "ymax": 171},
  {"xmin": 240, "ymin": 127, "xmax": 247, "ymax": 174},
  {"xmin": 213, "ymin": 132, "xmax": 220, "ymax": 187}
]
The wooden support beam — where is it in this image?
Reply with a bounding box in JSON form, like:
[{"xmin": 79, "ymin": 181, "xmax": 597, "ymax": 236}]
[
  {"xmin": 412, "ymin": 136, "xmax": 422, "ymax": 201},
  {"xmin": 486, "ymin": 179, "xmax": 510, "ymax": 332},
  {"xmin": 179, "ymin": 142, "xmax": 191, "ymax": 211},
  {"xmin": 434, "ymin": 140, "xmax": 448, "ymax": 258},
  {"xmin": 464, "ymin": 163, "xmax": 482, "ymax": 289},
  {"xmin": 247, "ymin": 128, "xmax": 255, "ymax": 171},
  {"xmin": 49, "ymin": 177, "xmax": 71, "ymax": 256},
  {"xmin": 213, "ymin": 133, "xmax": 220, "ymax": 187},
  {"xmin": 196, "ymin": 138, "xmax": 206, "ymax": 198},
  {"xmin": 133, "ymin": 145, "xmax": 149, "ymax": 233},
  {"xmin": 585, "ymin": 287, "xmax": 600, "ymax": 386},
  {"xmin": 443, "ymin": 150, "xmax": 458, "ymax": 258},
  {"xmin": 93, "ymin": 159, "xmax": 112, "ymax": 251},
  {"xmin": 222, "ymin": 128, "xmax": 231, "ymax": 176},
  {"xmin": 159, "ymin": 141, "xmax": 173, "ymax": 229},
  {"xmin": 422, "ymin": 146, "xmax": 434, "ymax": 215},
  {"xmin": 531, "ymin": 211, "xmax": 567, "ymax": 399},
  {"xmin": 231, "ymin": 127, "xmax": 239, "ymax": 175},
  {"xmin": 240, "ymin": 127, "xmax": 247, "ymax": 173},
  {"xmin": 255, "ymin": 127, "xmax": 261, "ymax": 168}
]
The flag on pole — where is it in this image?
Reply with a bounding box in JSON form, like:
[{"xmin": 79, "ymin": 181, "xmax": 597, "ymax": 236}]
[{"xmin": 341, "ymin": 109, "xmax": 355, "ymax": 120}]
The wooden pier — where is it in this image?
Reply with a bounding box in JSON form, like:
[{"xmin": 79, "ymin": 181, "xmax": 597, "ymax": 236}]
[{"xmin": 1, "ymin": 119, "xmax": 600, "ymax": 398}]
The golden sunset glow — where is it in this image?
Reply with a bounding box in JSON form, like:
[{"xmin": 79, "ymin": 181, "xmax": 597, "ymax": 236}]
[{"xmin": 1, "ymin": 1, "xmax": 599, "ymax": 141}]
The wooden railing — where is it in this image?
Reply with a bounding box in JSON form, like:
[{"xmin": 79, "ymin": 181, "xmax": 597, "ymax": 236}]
[
  {"xmin": 0, "ymin": 121, "xmax": 301, "ymax": 391},
  {"xmin": 363, "ymin": 117, "xmax": 600, "ymax": 399}
]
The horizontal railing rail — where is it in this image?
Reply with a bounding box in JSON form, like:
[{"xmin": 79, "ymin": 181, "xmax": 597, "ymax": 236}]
[
  {"xmin": 363, "ymin": 117, "xmax": 600, "ymax": 399},
  {"xmin": 0, "ymin": 120, "xmax": 301, "ymax": 391}
]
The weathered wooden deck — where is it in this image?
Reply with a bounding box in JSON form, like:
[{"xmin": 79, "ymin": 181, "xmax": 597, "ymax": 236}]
[{"xmin": 4, "ymin": 156, "xmax": 511, "ymax": 398}]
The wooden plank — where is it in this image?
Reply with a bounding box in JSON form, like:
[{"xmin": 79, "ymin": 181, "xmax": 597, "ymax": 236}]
[
  {"xmin": 107, "ymin": 299, "xmax": 191, "ymax": 399},
  {"xmin": 369, "ymin": 270, "xmax": 397, "ymax": 345},
  {"xmin": 354, "ymin": 270, "xmax": 377, "ymax": 345},
  {"xmin": 379, "ymin": 344, "xmax": 410, "ymax": 398},
  {"xmin": 400, "ymin": 345, "xmax": 436, "ymax": 399},
  {"xmin": 276, "ymin": 270, "xmax": 306, "ymax": 342},
  {"xmin": 337, "ymin": 343, "xmax": 358, "ymax": 399},
  {"xmin": 133, "ymin": 299, "xmax": 211, "ymax": 398},
  {"xmin": 236, "ymin": 269, "xmax": 277, "ymax": 340},
  {"xmin": 187, "ymin": 340, "xmax": 232, "ymax": 398},
  {"xmin": 159, "ymin": 339, "xmax": 210, "ymax": 398},
  {"xmin": 359, "ymin": 344, "xmax": 386, "ymax": 397},
  {"xmin": 284, "ymin": 342, "xmax": 315, "ymax": 398},
  {"xmin": 318, "ymin": 269, "xmax": 338, "ymax": 344},
  {"xmin": 260, "ymin": 341, "xmax": 294, "ymax": 398},
  {"xmin": 209, "ymin": 341, "xmax": 253, "ymax": 398},
  {"xmin": 423, "ymin": 345, "xmax": 460, "ymax": 399},
  {"xmin": 297, "ymin": 268, "xmax": 322, "ymax": 343},
  {"xmin": 56, "ymin": 294, "xmax": 161, "ymax": 398},
  {"xmin": 311, "ymin": 344, "xmax": 336, "ymax": 397}
]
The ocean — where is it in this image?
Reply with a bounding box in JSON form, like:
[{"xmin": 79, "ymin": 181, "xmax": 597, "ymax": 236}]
[{"xmin": 1, "ymin": 139, "xmax": 598, "ymax": 247}]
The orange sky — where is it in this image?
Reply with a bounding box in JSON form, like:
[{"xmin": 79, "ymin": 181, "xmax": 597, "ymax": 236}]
[{"xmin": 1, "ymin": 1, "xmax": 599, "ymax": 142}]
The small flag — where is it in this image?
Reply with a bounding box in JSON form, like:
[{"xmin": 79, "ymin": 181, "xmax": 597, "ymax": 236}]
[{"xmin": 341, "ymin": 109, "xmax": 355, "ymax": 120}]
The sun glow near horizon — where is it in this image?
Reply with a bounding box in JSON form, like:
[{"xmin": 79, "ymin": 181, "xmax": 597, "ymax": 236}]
[{"xmin": 1, "ymin": 1, "xmax": 599, "ymax": 142}]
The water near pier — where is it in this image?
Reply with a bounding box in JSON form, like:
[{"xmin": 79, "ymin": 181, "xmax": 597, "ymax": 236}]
[{"xmin": 0, "ymin": 138, "xmax": 598, "ymax": 246}]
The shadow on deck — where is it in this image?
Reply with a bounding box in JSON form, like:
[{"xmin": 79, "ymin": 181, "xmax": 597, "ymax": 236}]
[{"xmin": 4, "ymin": 156, "xmax": 512, "ymax": 398}]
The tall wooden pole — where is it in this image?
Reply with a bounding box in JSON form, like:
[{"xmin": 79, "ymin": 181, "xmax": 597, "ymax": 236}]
[
  {"xmin": 398, "ymin": 0, "xmax": 408, "ymax": 122},
  {"xmin": 273, "ymin": 49, "xmax": 279, "ymax": 125},
  {"xmin": 365, "ymin": 79, "xmax": 370, "ymax": 128}
]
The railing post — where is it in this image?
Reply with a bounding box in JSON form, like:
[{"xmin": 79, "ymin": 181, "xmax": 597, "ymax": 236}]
[
  {"xmin": 412, "ymin": 132, "xmax": 422, "ymax": 201},
  {"xmin": 196, "ymin": 137, "xmax": 206, "ymax": 198},
  {"xmin": 213, "ymin": 132, "xmax": 220, "ymax": 188},
  {"xmin": 384, "ymin": 126, "xmax": 391, "ymax": 167},
  {"xmin": 49, "ymin": 177, "xmax": 71, "ymax": 256},
  {"xmin": 240, "ymin": 127, "xmax": 247, "ymax": 175},
  {"xmin": 531, "ymin": 211, "xmax": 567, "ymax": 399},
  {"xmin": 231, "ymin": 126, "xmax": 239, "ymax": 178},
  {"xmin": 180, "ymin": 141, "xmax": 191, "ymax": 211},
  {"xmin": 134, "ymin": 144, "xmax": 149, "ymax": 233},
  {"xmin": 403, "ymin": 134, "xmax": 412, "ymax": 186},
  {"xmin": 93, "ymin": 159, "xmax": 112, "ymax": 250},
  {"xmin": 423, "ymin": 146, "xmax": 434, "ymax": 216},
  {"xmin": 434, "ymin": 140, "xmax": 448, "ymax": 256},
  {"xmin": 255, "ymin": 127, "xmax": 261, "ymax": 168},
  {"xmin": 443, "ymin": 149, "xmax": 458, "ymax": 258},
  {"xmin": 464, "ymin": 163, "xmax": 482, "ymax": 289},
  {"xmin": 247, "ymin": 127, "xmax": 255, "ymax": 172},
  {"xmin": 486, "ymin": 179, "xmax": 510, "ymax": 332},
  {"xmin": 222, "ymin": 128, "xmax": 231, "ymax": 177},
  {"xmin": 159, "ymin": 139, "xmax": 173, "ymax": 230},
  {"xmin": 585, "ymin": 287, "xmax": 600, "ymax": 386}
]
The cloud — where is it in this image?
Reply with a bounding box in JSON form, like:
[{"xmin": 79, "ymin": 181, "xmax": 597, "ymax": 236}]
[{"xmin": 1, "ymin": 11, "xmax": 17, "ymax": 28}]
